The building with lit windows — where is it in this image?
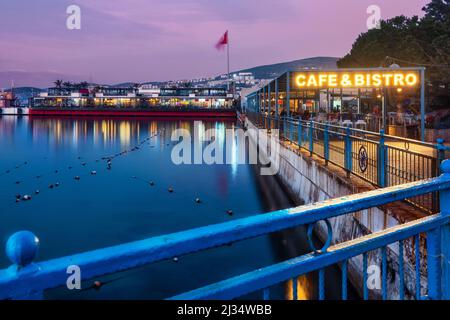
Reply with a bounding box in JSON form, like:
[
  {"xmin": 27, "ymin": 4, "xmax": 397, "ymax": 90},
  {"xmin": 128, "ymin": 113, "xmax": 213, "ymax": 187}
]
[{"xmin": 30, "ymin": 86, "xmax": 236, "ymax": 117}]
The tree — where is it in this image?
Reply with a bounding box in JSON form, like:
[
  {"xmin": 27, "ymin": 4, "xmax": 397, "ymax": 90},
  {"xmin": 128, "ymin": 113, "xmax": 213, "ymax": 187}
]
[
  {"xmin": 337, "ymin": 0, "xmax": 449, "ymax": 109},
  {"xmin": 63, "ymin": 81, "xmax": 72, "ymax": 89},
  {"xmin": 79, "ymin": 81, "xmax": 89, "ymax": 89},
  {"xmin": 54, "ymin": 80, "xmax": 63, "ymax": 89},
  {"xmin": 422, "ymin": 0, "xmax": 450, "ymax": 23}
]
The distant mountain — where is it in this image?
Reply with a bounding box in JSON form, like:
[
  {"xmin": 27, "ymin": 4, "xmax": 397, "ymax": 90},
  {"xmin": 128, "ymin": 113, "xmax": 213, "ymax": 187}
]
[
  {"xmin": 1, "ymin": 57, "xmax": 339, "ymax": 90},
  {"xmin": 234, "ymin": 57, "xmax": 339, "ymax": 79},
  {"xmin": 110, "ymin": 82, "xmax": 139, "ymax": 88}
]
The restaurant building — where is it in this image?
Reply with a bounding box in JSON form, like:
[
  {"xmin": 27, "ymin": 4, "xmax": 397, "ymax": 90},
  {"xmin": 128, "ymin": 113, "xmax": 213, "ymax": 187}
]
[
  {"xmin": 246, "ymin": 67, "xmax": 426, "ymax": 140},
  {"xmin": 30, "ymin": 86, "xmax": 236, "ymax": 117}
]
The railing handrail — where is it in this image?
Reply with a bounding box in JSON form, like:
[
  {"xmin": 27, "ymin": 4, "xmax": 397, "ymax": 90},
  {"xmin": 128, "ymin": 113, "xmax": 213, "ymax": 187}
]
[
  {"xmin": 1, "ymin": 169, "xmax": 450, "ymax": 299},
  {"xmin": 171, "ymin": 214, "xmax": 450, "ymax": 300},
  {"xmin": 277, "ymin": 115, "xmax": 446, "ymax": 150},
  {"xmin": 257, "ymin": 112, "xmax": 445, "ymax": 148}
]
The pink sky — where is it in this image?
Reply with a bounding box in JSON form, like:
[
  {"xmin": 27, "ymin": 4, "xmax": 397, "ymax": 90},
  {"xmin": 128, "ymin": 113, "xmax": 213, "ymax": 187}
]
[{"xmin": 0, "ymin": 0, "xmax": 430, "ymax": 86}]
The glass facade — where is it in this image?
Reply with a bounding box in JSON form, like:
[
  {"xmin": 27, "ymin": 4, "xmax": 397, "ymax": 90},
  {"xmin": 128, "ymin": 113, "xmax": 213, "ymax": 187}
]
[{"xmin": 32, "ymin": 87, "xmax": 234, "ymax": 109}]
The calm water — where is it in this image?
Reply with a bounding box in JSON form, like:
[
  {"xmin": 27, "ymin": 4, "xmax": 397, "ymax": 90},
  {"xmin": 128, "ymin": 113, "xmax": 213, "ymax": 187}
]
[
  {"xmin": 0, "ymin": 116, "xmax": 286, "ymax": 299},
  {"xmin": 0, "ymin": 115, "xmax": 356, "ymax": 300}
]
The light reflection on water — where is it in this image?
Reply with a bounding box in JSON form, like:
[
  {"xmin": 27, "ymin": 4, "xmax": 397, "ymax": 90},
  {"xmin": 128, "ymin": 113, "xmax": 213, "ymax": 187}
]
[
  {"xmin": 0, "ymin": 116, "xmax": 328, "ymax": 300},
  {"xmin": 0, "ymin": 116, "xmax": 284, "ymax": 299}
]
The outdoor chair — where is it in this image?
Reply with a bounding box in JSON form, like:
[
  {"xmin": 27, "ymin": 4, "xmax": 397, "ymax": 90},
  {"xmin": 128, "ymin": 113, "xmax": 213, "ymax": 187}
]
[
  {"xmin": 341, "ymin": 120, "xmax": 354, "ymax": 128},
  {"xmin": 355, "ymin": 120, "xmax": 367, "ymax": 131}
]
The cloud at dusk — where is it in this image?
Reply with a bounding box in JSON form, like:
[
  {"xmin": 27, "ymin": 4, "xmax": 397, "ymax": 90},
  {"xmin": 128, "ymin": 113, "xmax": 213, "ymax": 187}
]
[{"xmin": 0, "ymin": 0, "xmax": 430, "ymax": 87}]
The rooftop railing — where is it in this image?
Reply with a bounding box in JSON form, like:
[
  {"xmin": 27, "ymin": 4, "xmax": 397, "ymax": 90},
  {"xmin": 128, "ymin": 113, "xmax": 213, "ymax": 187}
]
[{"xmin": 0, "ymin": 161, "xmax": 449, "ymax": 300}]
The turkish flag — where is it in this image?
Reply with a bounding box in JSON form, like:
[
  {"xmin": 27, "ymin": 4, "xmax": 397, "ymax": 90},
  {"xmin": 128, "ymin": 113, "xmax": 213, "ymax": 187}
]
[{"xmin": 215, "ymin": 31, "xmax": 228, "ymax": 50}]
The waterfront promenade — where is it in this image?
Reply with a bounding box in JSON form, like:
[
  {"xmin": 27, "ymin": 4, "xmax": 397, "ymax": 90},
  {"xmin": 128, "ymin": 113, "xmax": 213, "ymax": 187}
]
[{"xmin": 251, "ymin": 113, "xmax": 449, "ymax": 214}]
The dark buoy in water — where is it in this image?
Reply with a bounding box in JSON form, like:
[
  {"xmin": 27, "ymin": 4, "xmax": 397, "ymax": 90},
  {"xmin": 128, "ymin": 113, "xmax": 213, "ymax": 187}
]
[
  {"xmin": 93, "ymin": 281, "xmax": 102, "ymax": 290},
  {"xmin": 195, "ymin": 198, "xmax": 201, "ymax": 203},
  {"xmin": 68, "ymin": 166, "xmax": 72, "ymax": 169},
  {"xmin": 15, "ymin": 198, "xmax": 20, "ymax": 203},
  {"xmin": 54, "ymin": 170, "xmax": 58, "ymax": 173},
  {"xmin": 49, "ymin": 184, "xmax": 54, "ymax": 189},
  {"xmin": 74, "ymin": 176, "xmax": 80, "ymax": 181},
  {"xmin": 55, "ymin": 182, "xmax": 60, "ymax": 187},
  {"xmin": 15, "ymin": 194, "xmax": 21, "ymax": 199},
  {"xmin": 226, "ymin": 210, "xmax": 233, "ymax": 216},
  {"xmin": 168, "ymin": 187, "xmax": 174, "ymax": 193},
  {"xmin": 149, "ymin": 181, "xmax": 154, "ymax": 186},
  {"xmin": 15, "ymin": 181, "xmax": 21, "ymax": 185},
  {"xmin": 82, "ymin": 162, "xmax": 87, "ymax": 166}
]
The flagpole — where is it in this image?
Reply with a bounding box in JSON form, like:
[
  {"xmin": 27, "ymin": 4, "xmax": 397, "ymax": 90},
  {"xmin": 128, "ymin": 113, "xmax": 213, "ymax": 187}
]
[{"xmin": 227, "ymin": 31, "xmax": 230, "ymax": 92}]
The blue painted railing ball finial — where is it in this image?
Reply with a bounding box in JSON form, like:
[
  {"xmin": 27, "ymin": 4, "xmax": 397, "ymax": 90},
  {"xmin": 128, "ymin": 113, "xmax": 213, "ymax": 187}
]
[
  {"xmin": 6, "ymin": 231, "xmax": 39, "ymax": 267},
  {"xmin": 441, "ymin": 159, "xmax": 450, "ymax": 174}
]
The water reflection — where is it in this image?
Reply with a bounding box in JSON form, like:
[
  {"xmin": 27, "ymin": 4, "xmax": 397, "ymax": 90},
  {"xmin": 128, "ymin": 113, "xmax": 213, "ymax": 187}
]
[
  {"xmin": 0, "ymin": 115, "xmax": 350, "ymax": 300},
  {"xmin": 285, "ymin": 276, "xmax": 313, "ymax": 300},
  {"xmin": 18, "ymin": 117, "xmax": 235, "ymax": 150},
  {"xmin": 0, "ymin": 115, "xmax": 282, "ymax": 299}
]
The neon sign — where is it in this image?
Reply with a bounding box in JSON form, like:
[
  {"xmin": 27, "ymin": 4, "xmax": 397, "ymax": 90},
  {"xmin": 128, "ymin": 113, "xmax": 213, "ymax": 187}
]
[{"xmin": 294, "ymin": 71, "xmax": 419, "ymax": 88}]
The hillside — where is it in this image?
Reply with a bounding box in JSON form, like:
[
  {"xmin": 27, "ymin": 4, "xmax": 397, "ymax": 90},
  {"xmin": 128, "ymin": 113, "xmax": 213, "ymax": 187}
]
[
  {"xmin": 6, "ymin": 57, "xmax": 340, "ymax": 92},
  {"xmin": 235, "ymin": 57, "xmax": 339, "ymax": 79}
]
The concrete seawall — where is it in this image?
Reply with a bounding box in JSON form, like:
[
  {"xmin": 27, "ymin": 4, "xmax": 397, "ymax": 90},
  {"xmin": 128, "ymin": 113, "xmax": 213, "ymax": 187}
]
[{"xmin": 245, "ymin": 116, "xmax": 427, "ymax": 300}]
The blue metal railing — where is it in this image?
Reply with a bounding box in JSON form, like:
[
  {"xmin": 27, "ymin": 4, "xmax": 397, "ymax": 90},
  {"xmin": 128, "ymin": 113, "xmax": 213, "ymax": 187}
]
[
  {"xmin": 248, "ymin": 112, "xmax": 450, "ymax": 214},
  {"xmin": 1, "ymin": 161, "xmax": 449, "ymax": 300}
]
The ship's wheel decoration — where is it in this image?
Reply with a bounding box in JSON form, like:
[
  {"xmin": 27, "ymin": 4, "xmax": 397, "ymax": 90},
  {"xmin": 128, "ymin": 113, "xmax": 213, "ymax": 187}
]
[{"xmin": 358, "ymin": 145, "xmax": 368, "ymax": 173}]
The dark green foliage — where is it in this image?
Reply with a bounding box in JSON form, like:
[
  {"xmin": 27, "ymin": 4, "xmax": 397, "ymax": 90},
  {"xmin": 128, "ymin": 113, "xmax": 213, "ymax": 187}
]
[{"xmin": 338, "ymin": 0, "xmax": 449, "ymax": 86}]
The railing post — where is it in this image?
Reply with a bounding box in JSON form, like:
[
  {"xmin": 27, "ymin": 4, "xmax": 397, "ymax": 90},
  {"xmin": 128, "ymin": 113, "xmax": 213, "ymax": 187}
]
[
  {"xmin": 378, "ymin": 129, "xmax": 386, "ymax": 187},
  {"xmin": 309, "ymin": 120, "xmax": 314, "ymax": 156},
  {"xmin": 324, "ymin": 122, "xmax": 329, "ymax": 165},
  {"xmin": 5, "ymin": 231, "xmax": 42, "ymax": 300},
  {"xmin": 298, "ymin": 120, "xmax": 302, "ymax": 149},
  {"xmin": 439, "ymin": 160, "xmax": 450, "ymax": 300},
  {"xmin": 289, "ymin": 117, "xmax": 293, "ymax": 142},
  {"xmin": 268, "ymin": 82, "xmax": 271, "ymax": 130},
  {"xmin": 437, "ymin": 139, "xmax": 445, "ymax": 174},
  {"xmin": 285, "ymin": 117, "xmax": 289, "ymax": 141},
  {"xmin": 344, "ymin": 127, "xmax": 352, "ymax": 177}
]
